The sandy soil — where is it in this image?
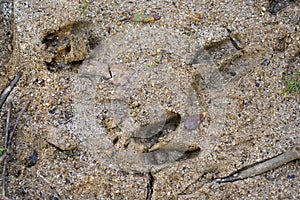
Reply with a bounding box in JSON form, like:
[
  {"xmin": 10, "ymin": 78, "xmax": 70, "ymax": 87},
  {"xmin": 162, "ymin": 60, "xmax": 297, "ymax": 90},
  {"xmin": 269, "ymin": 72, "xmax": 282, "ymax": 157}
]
[{"xmin": 0, "ymin": 0, "xmax": 299, "ymax": 199}]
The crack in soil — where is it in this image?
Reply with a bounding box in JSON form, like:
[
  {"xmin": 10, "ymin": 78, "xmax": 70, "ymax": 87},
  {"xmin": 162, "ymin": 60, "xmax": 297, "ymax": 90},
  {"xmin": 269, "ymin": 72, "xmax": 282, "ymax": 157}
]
[{"xmin": 146, "ymin": 172, "xmax": 154, "ymax": 200}]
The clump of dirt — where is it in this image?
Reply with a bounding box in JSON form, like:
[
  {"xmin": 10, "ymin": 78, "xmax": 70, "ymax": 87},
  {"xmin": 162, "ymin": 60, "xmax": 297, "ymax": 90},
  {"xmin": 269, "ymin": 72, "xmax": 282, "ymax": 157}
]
[{"xmin": 42, "ymin": 22, "xmax": 89, "ymax": 72}]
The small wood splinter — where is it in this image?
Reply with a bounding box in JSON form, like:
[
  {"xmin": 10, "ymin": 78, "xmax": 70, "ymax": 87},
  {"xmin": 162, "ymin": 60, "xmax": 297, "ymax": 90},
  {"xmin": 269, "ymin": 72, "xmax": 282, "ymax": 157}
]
[{"xmin": 214, "ymin": 145, "xmax": 300, "ymax": 183}]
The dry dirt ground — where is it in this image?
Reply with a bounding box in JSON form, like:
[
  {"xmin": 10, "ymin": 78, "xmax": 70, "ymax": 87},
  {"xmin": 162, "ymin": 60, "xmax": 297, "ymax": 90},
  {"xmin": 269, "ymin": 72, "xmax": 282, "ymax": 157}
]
[{"xmin": 0, "ymin": 0, "xmax": 299, "ymax": 199}]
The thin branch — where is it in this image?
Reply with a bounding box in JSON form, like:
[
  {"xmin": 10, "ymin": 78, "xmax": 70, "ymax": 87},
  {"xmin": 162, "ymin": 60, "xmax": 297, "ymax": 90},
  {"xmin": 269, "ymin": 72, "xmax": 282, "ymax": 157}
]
[
  {"xmin": 7, "ymin": 99, "xmax": 30, "ymax": 149},
  {"xmin": 0, "ymin": 73, "xmax": 22, "ymax": 110},
  {"xmin": 2, "ymin": 104, "xmax": 11, "ymax": 196},
  {"xmin": 0, "ymin": 153, "xmax": 7, "ymax": 165},
  {"xmin": 214, "ymin": 145, "xmax": 300, "ymax": 183},
  {"xmin": 0, "ymin": 99, "xmax": 30, "ymax": 199},
  {"xmin": 0, "ymin": 99, "xmax": 30, "ymax": 164},
  {"xmin": 5, "ymin": 103, "xmax": 11, "ymax": 148}
]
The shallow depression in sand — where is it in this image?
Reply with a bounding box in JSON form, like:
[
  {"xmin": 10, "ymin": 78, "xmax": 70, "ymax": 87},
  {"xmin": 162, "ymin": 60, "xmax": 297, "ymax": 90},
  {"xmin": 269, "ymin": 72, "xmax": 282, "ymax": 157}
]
[{"xmin": 67, "ymin": 27, "xmax": 230, "ymax": 173}]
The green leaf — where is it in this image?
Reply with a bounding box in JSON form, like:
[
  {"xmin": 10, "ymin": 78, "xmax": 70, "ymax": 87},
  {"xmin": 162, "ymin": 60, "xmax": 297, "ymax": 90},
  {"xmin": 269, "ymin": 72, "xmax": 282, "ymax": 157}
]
[{"xmin": 0, "ymin": 148, "xmax": 8, "ymax": 156}]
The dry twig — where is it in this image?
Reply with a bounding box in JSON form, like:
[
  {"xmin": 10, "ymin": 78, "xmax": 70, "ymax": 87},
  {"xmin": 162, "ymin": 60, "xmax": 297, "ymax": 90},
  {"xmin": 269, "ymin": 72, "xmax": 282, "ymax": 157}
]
[
  {"xmin": 0, "ymin": 73, "xmax": 21, "ymax": 110},
  {"xmin": 7, "ymin": 99, "xmax": 30, "ymax": 149},
  {"xmin": 0, "ymin": 99, "xmax": 30, "ymax": 198},
  {"xmin": 2, "ymin": 103, "xmax": 11, "ymax": 196},
  {"xmin": 214, "ymin": 145, "xmax": 300, "ymax": 183}
]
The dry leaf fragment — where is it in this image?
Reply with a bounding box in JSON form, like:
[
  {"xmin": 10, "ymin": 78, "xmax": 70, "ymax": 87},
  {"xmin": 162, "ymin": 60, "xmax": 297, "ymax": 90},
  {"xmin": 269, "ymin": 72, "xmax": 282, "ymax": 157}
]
[
  {"xmin": 239, "ymin": 98, "xmax": 244, "ymax": 111},
  {"xmin": 131, "ymin": 10, "xmax": 160, "ymax": 23}
]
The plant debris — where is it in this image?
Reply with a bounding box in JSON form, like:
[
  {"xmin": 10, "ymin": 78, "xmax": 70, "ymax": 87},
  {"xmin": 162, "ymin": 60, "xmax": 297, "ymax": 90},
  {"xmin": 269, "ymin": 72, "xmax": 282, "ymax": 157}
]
[
  {"xmin": 214, "ymin": 145, "xmax": 300, "ymax": 183},
  {"xmin": 1, "ymin": 99, "xmax": 30, "ymax": 198},
  {"xmin": 0, "ymin": 73, "xmax": 21, "ymax": 110},
  {"xmin": 131, "ymin": 10, "xmax": 160, "ymax": 23}
]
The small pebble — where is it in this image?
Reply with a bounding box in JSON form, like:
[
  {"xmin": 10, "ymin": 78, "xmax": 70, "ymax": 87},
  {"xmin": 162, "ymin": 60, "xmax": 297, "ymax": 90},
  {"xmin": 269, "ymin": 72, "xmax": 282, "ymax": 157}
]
[
  {"xmin": 230, "ymin": 71, "xmax": 237, "ymax": 76},
  {"xmin": 287, "ymin": 174, "xmax": 295, "ymax": 179},
  {"xmin": 26, "ymin": 151, "xmax": 38, "ymax": 168},
  {"xmin": 184, "ymin": 112, "xmax": 206, "ymax": 130},
  {"xmin": 261, "ymin": 59, "xmax": 270, "ymax": 66},
  {"xmin": 184, "ymin": 114, "xmax": 200, "ymax": 130}
]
